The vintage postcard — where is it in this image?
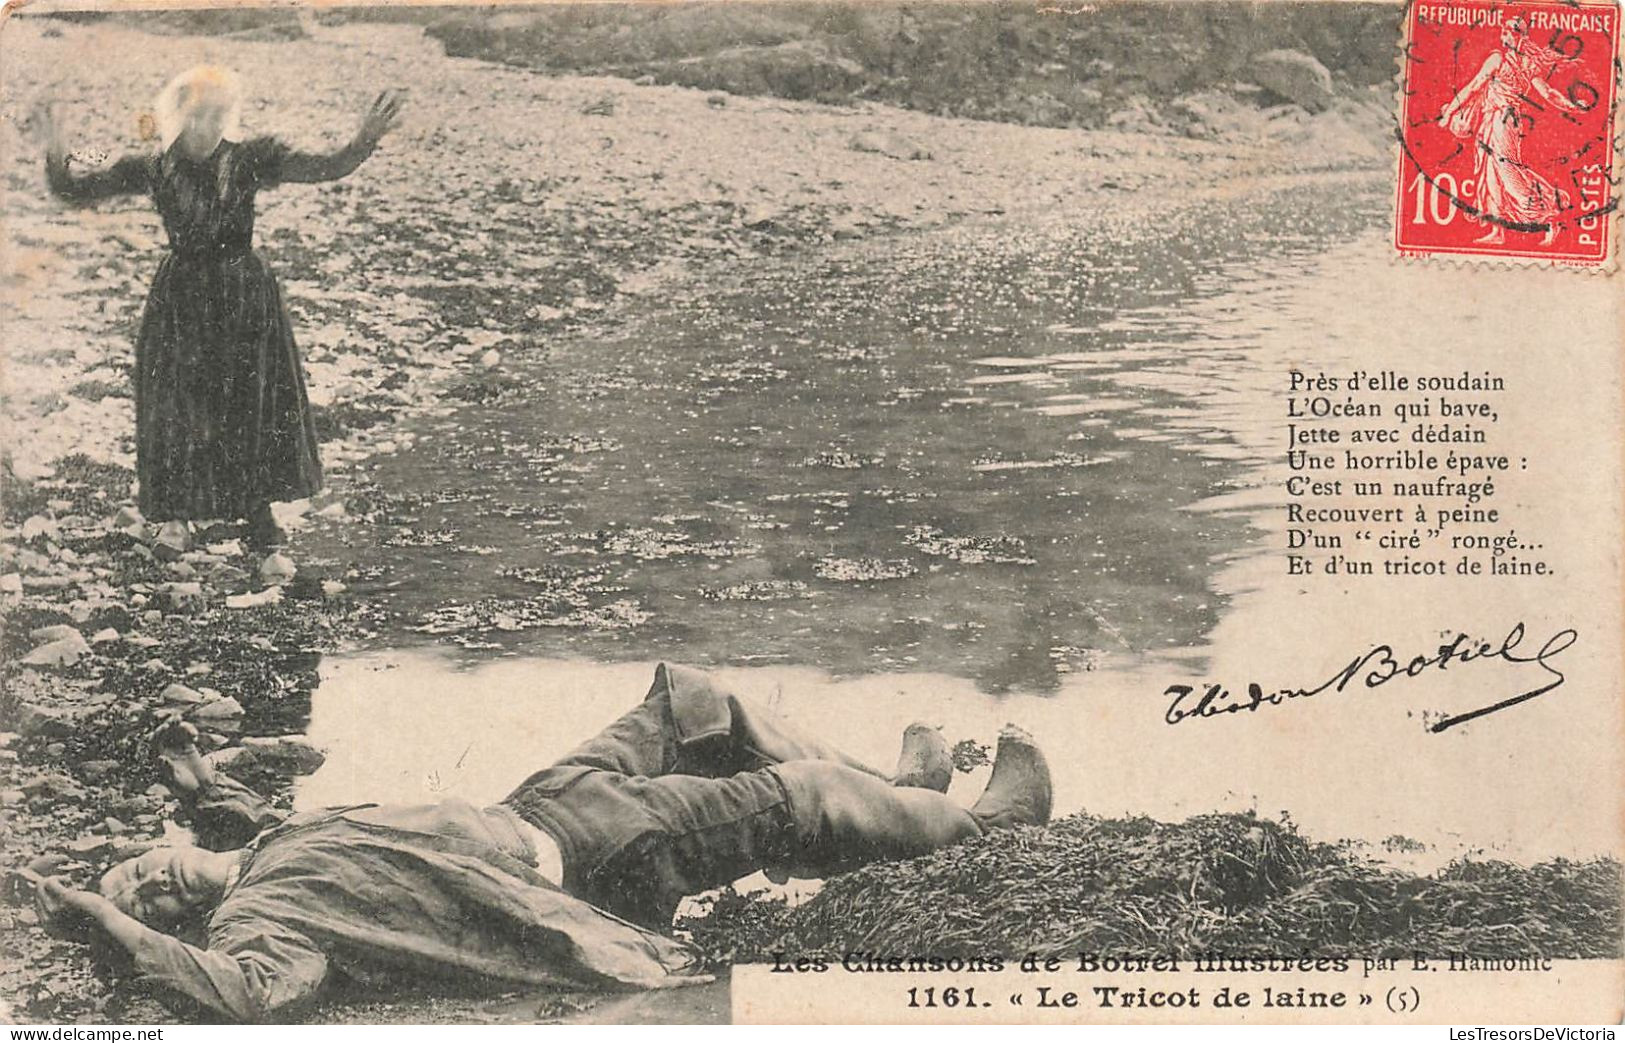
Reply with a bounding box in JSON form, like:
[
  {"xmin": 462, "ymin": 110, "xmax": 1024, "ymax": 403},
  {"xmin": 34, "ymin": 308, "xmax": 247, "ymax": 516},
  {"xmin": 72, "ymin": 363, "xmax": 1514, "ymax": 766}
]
[{"xmin": 1, "ymin": 0, "xmax": 1620, "ymax": 1029}]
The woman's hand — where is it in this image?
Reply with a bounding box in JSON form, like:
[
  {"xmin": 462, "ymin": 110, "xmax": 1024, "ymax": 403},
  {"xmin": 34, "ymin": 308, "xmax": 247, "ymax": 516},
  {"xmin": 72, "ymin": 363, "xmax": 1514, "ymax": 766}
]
[
  {"xmin": 31, "ymin": 100, "xmax": 66, "ymax": 158},
  {"xmin": 355, "ymin": 90, "xmax": 406, "ymax": 149}
]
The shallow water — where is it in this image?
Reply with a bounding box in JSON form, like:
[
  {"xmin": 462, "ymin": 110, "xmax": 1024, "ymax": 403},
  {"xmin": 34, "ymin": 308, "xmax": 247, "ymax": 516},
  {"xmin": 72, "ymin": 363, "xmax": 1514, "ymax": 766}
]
[{"xmin": 304, "ymin": 188, "xmax": 1383, "ymax": 692}]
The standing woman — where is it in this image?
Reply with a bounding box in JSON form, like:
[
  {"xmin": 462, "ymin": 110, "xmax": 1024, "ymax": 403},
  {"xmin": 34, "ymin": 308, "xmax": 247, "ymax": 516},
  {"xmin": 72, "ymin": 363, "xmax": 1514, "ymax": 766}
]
[{"xmin": 39, "ymin": 67, "xmax": 404, "ymax": 548}]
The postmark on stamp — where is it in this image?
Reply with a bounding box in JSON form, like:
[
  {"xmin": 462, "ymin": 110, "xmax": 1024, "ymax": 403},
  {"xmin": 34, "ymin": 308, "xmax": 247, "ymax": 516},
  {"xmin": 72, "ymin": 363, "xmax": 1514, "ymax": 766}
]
[{"xmin": 1395, "ymin": 0, "xmax": 1620, "ymax": 267}]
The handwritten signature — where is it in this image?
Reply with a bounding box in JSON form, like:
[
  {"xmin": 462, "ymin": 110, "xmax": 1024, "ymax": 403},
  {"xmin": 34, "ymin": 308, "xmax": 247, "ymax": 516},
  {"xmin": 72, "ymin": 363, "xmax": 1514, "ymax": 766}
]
[{"xmin": 1164, "ymin": 622, "xmax": 1578, "ymax": 732}]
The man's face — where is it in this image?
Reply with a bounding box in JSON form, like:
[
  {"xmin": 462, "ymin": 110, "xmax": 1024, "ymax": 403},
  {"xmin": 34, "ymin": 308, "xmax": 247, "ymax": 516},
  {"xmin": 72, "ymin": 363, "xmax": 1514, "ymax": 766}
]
[{"xmin": 99, "ymin": 847, "xmax": 211, "ymax": 926}]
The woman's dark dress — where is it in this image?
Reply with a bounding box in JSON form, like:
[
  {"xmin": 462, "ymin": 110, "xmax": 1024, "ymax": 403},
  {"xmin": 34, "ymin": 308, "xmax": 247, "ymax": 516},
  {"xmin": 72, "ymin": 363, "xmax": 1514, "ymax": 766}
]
[{"xmin": 47, "ymin": 138, "xmax": 322, "ymax": 522}]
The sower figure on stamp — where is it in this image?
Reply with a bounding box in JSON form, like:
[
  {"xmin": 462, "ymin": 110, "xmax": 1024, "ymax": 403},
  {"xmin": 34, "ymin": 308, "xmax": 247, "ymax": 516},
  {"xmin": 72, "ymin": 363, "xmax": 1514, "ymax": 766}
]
[
  {"xmin": 34, "ymin": 664, "xmax": 1052, "ymax": 1022},
  {"xmin": 1437, "ymin": 17, "xmax": 1583, "ymax": 246}
]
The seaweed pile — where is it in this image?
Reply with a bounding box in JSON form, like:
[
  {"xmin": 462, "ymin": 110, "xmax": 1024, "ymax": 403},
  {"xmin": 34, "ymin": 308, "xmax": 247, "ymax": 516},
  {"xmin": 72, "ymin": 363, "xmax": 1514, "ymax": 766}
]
[{"xmin": 677, "ymin": 813, "xmax": 1622, "ymax": 966}]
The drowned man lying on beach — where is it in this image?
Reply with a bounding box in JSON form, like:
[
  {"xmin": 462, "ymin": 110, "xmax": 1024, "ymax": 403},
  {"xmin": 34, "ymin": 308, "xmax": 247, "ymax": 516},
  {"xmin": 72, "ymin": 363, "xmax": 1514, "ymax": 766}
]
[{"xmin": 32, "ymin": 664, "xmax": 1052, "ymax": 1021}]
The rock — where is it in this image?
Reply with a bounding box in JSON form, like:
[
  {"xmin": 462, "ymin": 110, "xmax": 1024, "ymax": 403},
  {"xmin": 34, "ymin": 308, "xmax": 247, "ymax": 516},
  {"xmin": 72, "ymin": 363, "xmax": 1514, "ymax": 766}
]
[
  {"xmin": 0, "ymin": 573, "xmax": 21, "ymax": 596},
  {"xmin": 80, "ymin": 760, "xmax": 121, "ymax": 781},
  {"xmin": 315, "ymin": 502, "xmax": 347, "ymax": 520},
  {"xmin": 103, "ymin": 817, "xmax": 128, "ymax": 835},
  {"xmin": 849, "ymin": 130, "xmax": 932, "ymax": 161},
  {"xmin": 168, "ymin": 561, "xmax": 199, "ymax": 580},
  {"xmin": 113, "ymin": 506, "xmax": 145, "ymax": 527},
  {"xmin": 90, "ymin": 627, "xmax": 120, "ymax": 644},
  {"xmin": 205, "ymin": 538, "xmax": 244, "ymax": 557},
  {"xmin": 321, "ymin": 580, "xmax": 347, "ymax": 597},
  {"xmin": 144, "ymin": 783, "xmax": 171, "ymax": 798},
  {"xmin": 160, "ymin": 582, "xmax": 206, "ymax": 612},
  {"xmin": 1249, "ymin": 49, "xmax": 1335, "ymax": 113},
  {"xmin": 160, "ymin": 683, "xmax": 208, "ymax": 707},
  {"xmin": 20, "ymin": 632, "xmax": 90, "ymax": 667},
  {"xmin": 28, "ymin": 624, "xmax": 84, "ymax": 644},
  {"xmin": 241, "ymin": 735, "xmax": 327, "ymax": 774},
  {"xmin": 226, "ymin": 586, "xmax": 284, "ymax": 609},
  {"xmin": 0, "ymin": 789, "xmax": 23, "ymax": 807},
  {"xmin": 1106, "ymin": 94, "xmax": 1168, "ymax": 133},
  {"xmin": 20, "ymin": 514, "xmax": 60, "ymax": 542},
  {"xmin": 203, "ymin": 746, "xmax": 252, "ymax": 771},
  {"xmin": 259, "ymin": 552, "xmax": 297, "ymax": 585},
  {"xmin": 65, "ymin": 836, "xmax": 115, "ymax": 858},
  {"xmin": 152, "ymin": 521, "xmax": 193, "ymax": 561},
  {"xmin": 190, "ymin": 696, "xmax": 244, "ymax": 721},
  {"xmin": 22, "ymin": 772, "xmax": 84, "ymax": 801},
  {"xmin": 479, "ymin": 349, "xmax": 502, "ymax": 369},
  {"xmin": 44, "ymin": 742, "xmax": 65, "ymax": 758},
  {"xmin": 17, "ymin": 706, "xmax": 76, "ymax": 739}
]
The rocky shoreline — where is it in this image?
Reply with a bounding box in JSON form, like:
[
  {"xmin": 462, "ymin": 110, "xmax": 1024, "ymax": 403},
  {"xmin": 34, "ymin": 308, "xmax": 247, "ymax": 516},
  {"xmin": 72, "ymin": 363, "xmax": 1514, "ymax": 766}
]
[{"xmin": 2, "ymin": 14, "xmax": 1390, "ymax": 1023}]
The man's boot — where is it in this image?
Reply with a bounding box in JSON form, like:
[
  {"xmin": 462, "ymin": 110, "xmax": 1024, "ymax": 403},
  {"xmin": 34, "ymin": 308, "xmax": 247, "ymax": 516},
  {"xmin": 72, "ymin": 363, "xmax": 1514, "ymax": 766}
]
[
  {"xmin": 893, "ymin": 723, "xmax": 952, "ymax": 792},
  {"xmin": 968, "ymin": 725, "xmax": 1052, "ymax": 830}
]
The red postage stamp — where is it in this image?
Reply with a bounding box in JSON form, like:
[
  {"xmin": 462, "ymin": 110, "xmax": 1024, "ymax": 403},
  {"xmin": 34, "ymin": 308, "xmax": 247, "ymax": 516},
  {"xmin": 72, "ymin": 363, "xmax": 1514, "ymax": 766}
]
[{"xmin": 1395, "ymin": 0, "xmax": 1620, "ymax": 267}]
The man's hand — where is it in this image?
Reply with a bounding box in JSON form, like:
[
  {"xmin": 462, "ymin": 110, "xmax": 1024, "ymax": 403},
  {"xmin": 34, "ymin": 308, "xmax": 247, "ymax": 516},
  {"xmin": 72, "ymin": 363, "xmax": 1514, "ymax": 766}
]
[
  {"xmin": 34, "ymin": 875, "xmax": 114, "ymax": 935},
  {"xmin": 153, "ymin": 717, "xmax": 213, "ymax": 795}
]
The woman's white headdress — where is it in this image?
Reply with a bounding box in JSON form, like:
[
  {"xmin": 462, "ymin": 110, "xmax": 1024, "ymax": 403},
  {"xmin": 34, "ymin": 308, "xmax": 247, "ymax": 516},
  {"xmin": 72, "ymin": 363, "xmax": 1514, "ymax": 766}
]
[{"xmin": 153, "ymin": 65, "xmax": 243, "ymax": 150}]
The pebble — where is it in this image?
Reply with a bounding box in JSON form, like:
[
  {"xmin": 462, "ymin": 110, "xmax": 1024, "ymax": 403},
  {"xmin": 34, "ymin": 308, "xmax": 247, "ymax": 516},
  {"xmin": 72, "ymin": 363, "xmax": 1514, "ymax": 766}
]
[
  {"xmin": 65, "ymin": 836, "xmax": 114, "ymax": 857},
  {"xmin": 90, "ymin": 627, "xmax": 120, "ymax": 643},
  {"xmin": 152, "ymin": 522, "xmax": 193, "ymax": 561},
  {"xmin": 160, "ymin": 582, "xmax": 206, "ymax": 612},
  {"xmin": 226, "ymin": 586, "xmax": 284, "ymax": 609},
  {"xmin": 21, "ymin": 515, "xmax": 60, "ymax": 542},
  {"xmin": 16, "ymin": 705, "xmax": 74, "ymax": 739},
  {"xmin": 160, "ymin": 683, "xmax": 207, "ymax": 707},
  {"xmin": 80, "ymin": 760, "xmax": 121, "ymax": 781},
  {"xmin": 28, "ymin": 624, "xmax": 84, "ymax": 644},
  {"xmin": 19, "ymin": 634, "xmax": 90, "ymax": 668},
  {"xmin": 191, "ymin": 696, "xmax": 245, "ymax": 721},
  {"xmin": 240, "ymin": 735, "xmax": 327, "ymax": 773},
  {"xmin": 259, "ymin": 552, "xmax": 297, "ymax": 585}
]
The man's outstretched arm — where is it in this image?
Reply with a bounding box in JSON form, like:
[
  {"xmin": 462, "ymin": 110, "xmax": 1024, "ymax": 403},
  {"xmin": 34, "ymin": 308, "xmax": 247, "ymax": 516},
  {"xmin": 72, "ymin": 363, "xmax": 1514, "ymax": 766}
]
[
  {"xmin": 37, "ymin": 878, "xmax": 328, "ymax": 1022},
  {"xmin": 157, "ymin": 721, "xmax": 285, "ymax": 850}
]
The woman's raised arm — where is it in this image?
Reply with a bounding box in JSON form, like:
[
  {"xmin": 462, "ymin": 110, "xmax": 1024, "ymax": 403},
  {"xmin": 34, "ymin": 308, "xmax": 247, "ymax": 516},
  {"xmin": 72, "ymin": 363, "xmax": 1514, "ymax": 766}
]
[
  {"xmin": 277, "ymin": 90, "xmax": 405, "ymax": 184},
  {"xmin": 38, "ymin": 103, "xmax": 150, "ymax": 206}
]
